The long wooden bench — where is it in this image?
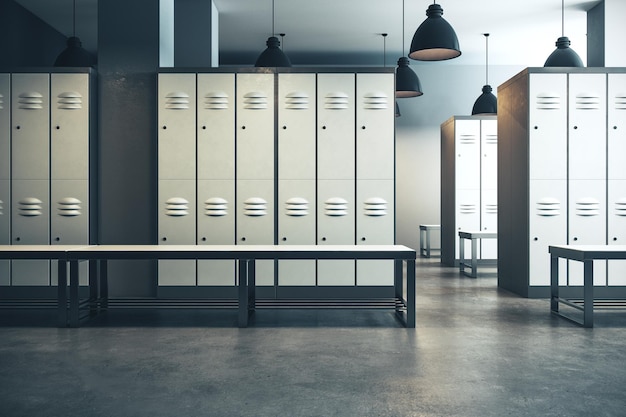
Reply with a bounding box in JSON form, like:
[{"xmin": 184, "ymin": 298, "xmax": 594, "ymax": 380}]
[{"xmin": 65, "ymin": 244, "xmax": 417, "ymax": 328}]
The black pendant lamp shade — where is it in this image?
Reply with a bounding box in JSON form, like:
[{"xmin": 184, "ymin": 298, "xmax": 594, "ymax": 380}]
[
  {"xmin": 472, "ymin": 33, "xmax": 497, "ymax": 115},
  {"xmin": 54, "ymin": 0, "xmax": 94, "ymax": 67},
  {"xmin": 544, "ymin": 36, "xmax": 583, "ymax": 67},
  {"xmin": 396, "ymin": 57, "xmax": 423, "ymax": 97},
  {"xmin": 409, "ymin": 3, "xmax": 461, "ymax": 61},
  {"xmin": 255, "ymin": 36, "xmax": 292, "ymax": 67}
]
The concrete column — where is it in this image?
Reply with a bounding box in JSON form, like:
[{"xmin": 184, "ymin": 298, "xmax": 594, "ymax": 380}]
[
  {"xmin": 174, "ymin": 0, "xmax": 219, "ymax": 67},
  {"xmin": 587, "ymin": 0, "xmax": 626, "ymax": 67}
]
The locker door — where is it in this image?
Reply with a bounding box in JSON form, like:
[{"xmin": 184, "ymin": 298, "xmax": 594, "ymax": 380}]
[
  {"xmin": 51, "ymin": 73, "xmax": 89, "ymax": 181},
  {"xmin": 608, "ymin": 74, "xmax": 626, "ymax": 180},
  {"xmin": 237, "ymin": 180, "xmax": 274, "ymax": 286},
  {"xmin": 480, "ymin": 119, "xmax": 498, "ymax": 191},
  {"xmin": 317, "ymin": 179, "xmax": 355, "ymax": 286},
  {"xmin": 0, "ymin": 74, "xmax": 9, "ymax": 285},
  {"xmin": 236, "ymin": 73, "xmax": 275, "ymax": 180},
  {"xmin": 317, "ymin": 74, "xmax": 355, "ymax": 180},
  {"xmin": 568, "ymin": 180, "xmax": 607, "ymax": 285},
  {"xmin": 356, "ymin": 73, "xmax": 394, "ymax": 180},
  {"xmin": 608, "ymin": 180, "xmax": 626, "ymax": 285},
  {"xmin": 455, "ymin": 119, "xmax": 480, "ymax": 190},
  {"xmin": 480, "ymin": 188, "xmax": 498, "ymax": 259},
  {"xmin": 12, "ymin": 180, "xmax": 49, "ymax": 285},
  {"xmin": 454, "ymin": 189, "xmax": 480, "ymax": 259},
  {"xmin": 529, "ymin": 180, "xmax": 567, "ymax": 286},
  {"xmin": 278, "ymin": 180, "xmax": 316, "ymax": 286},
  {"xmin": 568, "ymin": 74, "xmax": 607, "ymax": 181},
  {"xmin": 197, "ymin": 179, "xmax": 236, "ymax": 286},
  {"xmin": 158, "ymin": 180, "xmax": 196, "ymax": 286},
  {"xmin": 356, "ymin": 179, "xmax": 394, "ymax": 286},
  {"xmin": 528, "ymin": 73, "xmax": 567, "ymax": 180}
]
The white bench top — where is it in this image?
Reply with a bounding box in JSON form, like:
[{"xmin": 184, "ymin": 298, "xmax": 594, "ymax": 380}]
[
  {"xmin": 419, "ymin": 224, "xmax": 440, "ymax": 229},
  {"xmin": 458, "ymin": 231, "xmax": 497, "ymax": 239},
  {"xmin": 0, "ymin": 245, "xmax": 91, "ymax": 259},
  {"xmin": 549, "ymin": 245, "xmax": 626, "ymax": 261}
]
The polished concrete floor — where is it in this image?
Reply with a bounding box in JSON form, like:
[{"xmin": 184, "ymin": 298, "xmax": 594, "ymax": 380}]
[{"xmin": 1, "ymin": 258, "xmax": 626, "ymax": 417}]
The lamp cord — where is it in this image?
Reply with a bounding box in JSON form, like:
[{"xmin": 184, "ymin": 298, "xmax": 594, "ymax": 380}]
[
  {"xmin": 272, "ymin": 0, "xmax": 275, "ymax": 36},
  {"xmin": 402, "ymin": 0, "xmax": 405, "ymax": 56},
  {"xmin": 561, "ymin": 0, "xmax": 564, "ymax": 37},
  {"xmin": 484, "ymin": 33, "xmax": 489, "ymax": 85},
  {"xmin": 382, "ymin": 33, "xmax": 387, "ymax": 67}
]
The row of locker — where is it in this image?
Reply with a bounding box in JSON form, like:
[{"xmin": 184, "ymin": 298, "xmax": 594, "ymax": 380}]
[
  {"xmin": 157, "ymin": 70, "xmax": 396, "ymax": 288},
  {"xmin": 0, "ymin": 70, "xmax": 95, "ymax": 287},
  {"xmin": 498, "ymin": 69, "xmax": 626, "ymax": 296}
]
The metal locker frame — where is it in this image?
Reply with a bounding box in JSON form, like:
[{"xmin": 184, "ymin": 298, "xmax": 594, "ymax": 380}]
[{"xmin": 0, "ymin": 73, "xmax": 10, "ymax": 285}]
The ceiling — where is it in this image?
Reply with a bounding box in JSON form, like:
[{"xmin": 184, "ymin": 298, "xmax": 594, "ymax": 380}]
[{"xmin": 15, "ymin": 0, "xmax": 601, "ymax": 67}]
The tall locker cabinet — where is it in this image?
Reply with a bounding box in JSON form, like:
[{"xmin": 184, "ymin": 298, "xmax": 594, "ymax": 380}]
[
  {"xmin": 440, "ymin": 116, "xmax": 497, "ymax": 267},
  {"xmin": 0, "ymin": 74, "xmax": 9, "ymax": 285},
  {"xmin": 498, "ymin": 68, "xmax": 626, "ymax": 298}
]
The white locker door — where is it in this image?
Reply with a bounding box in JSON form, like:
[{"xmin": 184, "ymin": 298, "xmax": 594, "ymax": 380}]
[
  {"xmin": 317, "ymin": 179, "xmax": 355, "ymax": 286},
  {"xmin": 317, "ymin": 74, "xmax": 355, "ymax": 180},
  {"xmin": 528, "ymin": 73, "xmax": 568, "ymax": 180},
  {"xmin": 480, "ymin": 119, "xmax": 498, "ymax": 192},
  {"xmin": 568, "ymin": 74, "xmax": 607, "ymax": 181},
  {"xmin": 0, "ymin": 74, "xmax": 9, "ymax": 285},
  {"xmin": 12, "ymin": 180, "xmax": 49, "ymax": 285},
  {"xmin": 608, "ymin": 180, "xmax": 626, "ymax": 285},
  {"xmin": 356, "ymin": 180, "xmax": 394, "ymax": 286},
  {"xmin": 455, "ymin": 119, "xmax": 480, "ymax": 190},
  {"xmin": 278, "ymin": 73, "xmax": 316, "ymax": 180},
  {"xmin": 197, "ymin": 73, "xmax": 235, "ymax": 181},
  {"xmin": 608, "ymin": 74, "xmax": 626, "ymax": 180},
  {"xmin": 51, "ymin": 73, "xmax": 89, "ymax": 181},
  {"xmin": 356, "ymin": 73, "xmax": 394, "ymax": 180},
  {"xmin": 480, "ymin": 188, "xmax": 498, "ymax": 259},
  {"xmin": 158, "ymin": 180, "xmax": 196, "ymax": 286},
  {"xmin": 568, "ymin": 180, "xmax": 607, "ymax": 286},
  {"xmin": 455, "ymin": 189, "xmax": 480, "ymax": 259},
  {"xmin": 197, "ymin": 179, "xmax": 236, "ymax": 286},
  {"xmin": 236, "ymin": 73, "xmax": 275, "ymax": 180},
  {"xmin": 529, "ymin": 180, "xmax": 567, "ymax": 286},
  {"xmin": 237, "ymin": 180, "xmax": 274, "ymax": 286},
  {"xmin": 278, "ymin": 180, "xmax": 316, "ymax": 286}
]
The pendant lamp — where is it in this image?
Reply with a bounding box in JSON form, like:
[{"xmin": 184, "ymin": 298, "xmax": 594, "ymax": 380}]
[
  {"xmin": 255, "ymin": 0, "xmax": 292, "ymax": 67},
  {"xmin": 544, "ymin": 0, "xmax": 583, "ymax": 67},
  {"xmin": 472, "ymin": 33, "xmax": 497, "ymax": 115},
  {"xmin": 396, "ymin": 0, "xmax": 423, "ymax": 98},
  {"xmin": 409, "ymin": 2, "xmax": 461, "ymax": 61},
  {"xmin": 54, "ymin": 0, "xmax": 94, "ymax": 67}
]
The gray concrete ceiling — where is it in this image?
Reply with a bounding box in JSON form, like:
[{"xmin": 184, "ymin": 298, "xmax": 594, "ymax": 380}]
[{"xmin": 15, "ymin": 0, "xmax": 601, "ymax": 66}]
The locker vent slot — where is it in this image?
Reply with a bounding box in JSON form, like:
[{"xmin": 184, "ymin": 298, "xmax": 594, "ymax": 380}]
[
  {"xmin": 459, "ymin": 134, "xmax": 477, "ymax": 145},
  {"xmin": 324, "ymin": 197, "xmax": 348, "ymax": 216},
  {"xmin": 164, "ymin": 197, "xmax": 189, "ymax": 216},
  {"xmin": 285, "ymin": 197, "xmax": 309, "ymax": 216},
  {"xmin": 535, "ymin": 92, "xmax": 561, "ymax": 110},
  {"xmin": 244, "ymin": 197, "xmax": 267, "ymax": 216},
  {"xmin": 285, "ymin": 92, "xmax": 309, "ymax": 110},
  {"xmin": 204, "ymin": 197, "xmax": 228, "ymax": 217},
  {"xmin": 0, "ymin": 93, "xmax": 4, "ymax": 109},
  {"xmin": 364, "ymin": 197, "xmax": 387, "ymax": 216},
  {"xmin": 57, "ymin": 92, "xmax": 83, "ymax": 110},
  {"xmin": 363, "ymin": 92, "xmax": 388, "ymax": 110},
  {"xmin": 57, "ymin": 197, "xmax": 82, "ymax": 217},
  {"xmin": 243, "ymin": 92, "xmax": 268, "ymax": 110},
  {"xmin": 575, "ymin": 93, "xmax": 600, "ymax": 110},
  {"xmin": 615, "ymin": 93, "xmax": 626, "ymax": 110},
  {"xmin": 18, "ymin": 197, "xmax": 43, "ymax": 217},
  {"xmin": 325, "ymin": 92, "xmax": 349, "ymax": 110},
  {"xmin": 484, "ymin": 134, "xmax": 498, "ymax": 145},
  {"xmin": 484, "ymin": 204, "xmax": 498, "ymax": 214},
  {"xmin": 575, "ymin": 198, "xmax": 601, "ymax": 217},
  {"xmin": 204, "ymin": 92, "xmax": 229, "ymax": 110},
  {"xmin": 615, "ymin": 198, "xmax": 626, "ymax": 217},
  {"xmin": 536, "ymin": 198, "xmax": 561, "ymax": 217},
  {"xmin": 0, "ymin": 199, "xmax": 3, "ymax": 215},
  {"xmin": 165, "ymin": 92, "xmax": 190, "ymax": 110},
  {"xmin": 18, "ymin": 92, "xmax": 44, "ymax": 110},
  {"xmin": 459, "ymin": 203, "xmax": 477, "ymax": 214}
]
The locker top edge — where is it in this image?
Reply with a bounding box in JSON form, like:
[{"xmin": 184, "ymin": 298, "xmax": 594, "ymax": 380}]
[
  {"xmin": 0, "ymin": 67, "xmax": 95, "ymax": 74},
  {"xmin": 498, "ymin": 66, "xmax": 626, "ymax": 92},
  {"xmin": 157, "ymin": 66, "xmax": 395, "ymax": 74}
]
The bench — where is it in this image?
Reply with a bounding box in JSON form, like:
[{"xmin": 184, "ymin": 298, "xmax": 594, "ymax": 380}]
[
  {"xmin": 549, "ymin": 245, "xmax": 626, "ymax": 328},
  {"xmin": 65, "ymin": 244, "xmax": 417, "ymax": 328},
  {"xmin": 458, "ymin": 231, "xmax": 497, "ymax": 278},
  {"xmin": 419, "ymin": 225, "xmax": 440, "ymax": 258}
]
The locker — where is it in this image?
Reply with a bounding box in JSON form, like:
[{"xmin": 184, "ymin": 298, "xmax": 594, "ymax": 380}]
[
  {"xmin": 608, "ymin": 74, "xmax": 626, "ymax": 180},
  {"xmin": 356, "ymin": 180, "xmax": 394, "ymax": 286},
  {"xmin": 197, "ymin": 179, "xmax": 236, "ymax": 286},
  {"xmin": 158, "ymin": 73, "xmax": 196, "ymax": 180},
  {"xmin": 528, "ymin": 180, "xmax": 567, "ymax": 286},
  {"xmin": 317, "ymin": 74, "xmax": 355, "ymax": 180},
  {"xmin": 568, "ymin": 74, "xmax": 606, "ymax": 181},
  {"xmin": 12, "ymin": 73, "xmax": 49, "ymax": 181},
  {"xmin": 278, "ymin": 180, "xmax": 316, "ymax": 286},
  {"xmin": 455, "ymin": 119, "xmax": 480, "ymax": 190},
  {"xmin": 237, "ymin": 180, "xmax": 274, "ymax": 286},
  {"xmin": 356, "ymin": 73, "xmax": 394, "ymax": 180},
  {"xmin": 51, "ymin": 180, "xmax": 89, "ymax": 244},
  {"xmin": 608, "ymin": 180, "xmax": 626, "ymax": 285},
  {"xmin": 278, "ymin": 73, "xmax": 316, "ymax": 180},
  {"xmin": 236, "ymin": 73, "xmax": 275, "ymax": 180},
  {"xmin": 528, "ymin": 73, "xmax": 568, "ymax": 180},
  {"xmin": 51, "ymin": 73, "xmax": 89, "ymax": 180},
  {"xmin": 158, "ymin": 179, "xmax": 196, "ymax": 286},
  {"xmin": 480, "ymin": 119, "xmax": 498, "ymax": 191},
  {"xmin": 317, "ymin": 179, "xmax": 355, "ymax": 285},
  {"xmin": 480, "ymin": 188, "xmax": 498, "ymax": 259},
  {"xmin": 454, "ymin": 189, "xmax": 480, "ymax": 258},
  {"xmin": 197, "ymin": 73, "xmax": 235, "ymax": 181}
]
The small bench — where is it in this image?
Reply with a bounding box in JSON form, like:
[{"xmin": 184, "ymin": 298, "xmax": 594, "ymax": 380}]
[
  {"xmin": 550, "ymin": 245, "xmax": 626, "ymax": 328},
  {"xmin": 458, "ymin": 231, "xmax": 497, "ymax": 278},
  {"xmin": 419, "ymin": 225, "xmax": 440, "ymax": 258}
]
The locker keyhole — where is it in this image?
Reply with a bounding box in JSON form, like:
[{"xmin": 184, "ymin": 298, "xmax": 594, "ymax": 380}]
[
  {"xmin": 534, "ymin": 126, "xmax": 538, "ymax": 130},
  {"xmin": 202, "ymin": 126, "xmax": 207, "ymax": 130},
  {"xmin": 241, "ymin": 126, "xmax": 246, "ymax": 130},
  {"xmin": 573, "ymin": 126, "xmax": 578, "ymax": 130},
  {"xmin": 15, "ymin": 237, "xmax": 20, "ymax": 242},
  {"xmin": 162, "ymin": 237, "xmax": 167, "ymax": 242},
  {"xmin": 361, "ymin": 237, "xmax": 366, "ymax": 241},
  {"xmin": 613, "ymin": 237, "xmax": 618, "ymax": 241},
  {"xmin": 162, "ymin": 126, "xmax": 167, "ymax": 130},
  {"xmin": 534, "ymin": 237, "xmax": 538, "ymax": 241},
  {"xmin": 361, "ymin": 126, "xmax": 366, "ymax": 130},
  {"xmin": 614, "ymin": 126, "xmax": 618, "ymax": 130},
  {"xmin": 201, "ymin": 237, "xmax": 207, "ymax": 242},
  {"xmin": 282, "ymin": 237, "xmax": 287, "ymax": 241},
  {"xmin": 55, "ymin": 237, "xmax": 60, "ymax": 242},
  {"xmin": 241, "ymin": 237, "xmax": 246, "ymax": 242},
  {"xmin": 16, "ymin": 126, "xmax": 21, "ymax": 130},
  {"xmin": 56, "ymin": 126, "xmax": 60, "ymax": 130},
  {"xmin": 282, "ymin": 126, "xmax": 287, "ymax": 130},
  {"xmin": 322, "ymin": 126, "xmax": 327, "ymax": 130},
  {"xmin": 321, "ymin": 237, "xmax": 327, "ymax": 242},
  {"xmin": 573, "ymin": 237, "xmax": 578, "ymax": 241}
]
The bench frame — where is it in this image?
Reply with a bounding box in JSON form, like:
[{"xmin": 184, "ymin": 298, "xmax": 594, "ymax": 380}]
[{"xmin": 458, "ymin": 231, "xmax": 497, "ymax": 278}]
